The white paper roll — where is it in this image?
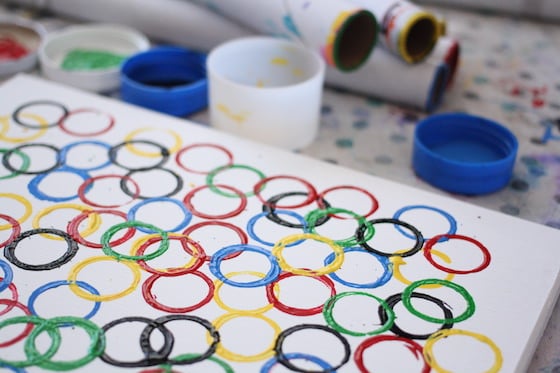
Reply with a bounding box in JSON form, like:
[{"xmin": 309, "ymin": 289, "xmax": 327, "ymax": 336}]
[
  {"xmin": 426, "ymin": 36, "xmax": 460, "ymax": 89},
  {"xmin": 325, "ymin": 42, "xmax": 449, "ymax": 112},
  {"xmin": 191, "ymin": 0, "xmax": 378, "ymax": 71},
  {"xmin": 6, "ymin": 0, "xmax": 254, "ymax": 52},
  {"xmin": 354, "ymin": 0, "xmax": 440, "ymax": 63}
]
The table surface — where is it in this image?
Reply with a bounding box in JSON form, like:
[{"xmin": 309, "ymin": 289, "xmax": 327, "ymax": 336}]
[{"xmin": 2, "ymin": 3, "xmax": 560, "ymax": 372}]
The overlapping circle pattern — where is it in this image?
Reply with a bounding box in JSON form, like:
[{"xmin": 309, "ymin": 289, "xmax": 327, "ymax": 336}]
[{"xmin": 0, "ymin": 100, "xmax": 503, "ymax": 372}]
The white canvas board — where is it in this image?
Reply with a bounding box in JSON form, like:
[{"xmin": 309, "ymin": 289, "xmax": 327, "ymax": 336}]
[{"xmin": 0, "ymin": 74, "xmax": 560, "ymax": 372}]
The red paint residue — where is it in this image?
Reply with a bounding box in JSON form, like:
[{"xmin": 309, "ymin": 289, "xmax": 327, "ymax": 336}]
[
  {"xmin": 501, "ymin": 79, "xmax": 548, "ymax": 109},
  {"xmin": 0, "ymin": 36, "xmax": 28, "ymax": 60}
]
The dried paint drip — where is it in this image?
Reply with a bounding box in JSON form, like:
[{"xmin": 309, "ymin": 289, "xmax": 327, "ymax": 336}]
[
  {"xmin": 61, "ymin": 49, "xmax": 126, "ymax": 71},
  {"xmin": 0, "ymin": 36, "xmax": 28, "ymax": 60}
]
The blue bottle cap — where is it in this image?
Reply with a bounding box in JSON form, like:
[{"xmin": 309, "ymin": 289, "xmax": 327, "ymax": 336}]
[
  {"xmin": 412, "ymin": 113, "xmax": 518, "ymax": 195},
  {"xmin": 120, "ymin": 46, "xmax": 208, "ymax": 117}
]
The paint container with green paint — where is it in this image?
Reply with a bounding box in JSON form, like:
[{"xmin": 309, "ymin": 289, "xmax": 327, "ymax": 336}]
[
  {"xmin": 38, "ymin": 24, "xmax": 150, "ymax": 92},
  {"xmin": 60, "ymin": 49, "xmax": 126, "ymax": 71}
]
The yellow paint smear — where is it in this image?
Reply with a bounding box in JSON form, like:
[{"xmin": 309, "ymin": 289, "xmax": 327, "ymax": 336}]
[
  {"xmin": 271, "ymin": 57, "xmax": 289, "ymax": 65},
  {"xmin": 217, "ymin": 103, "xmax": 249, "ymax": 124},
  {"xmin": 292, "ymin": 68, "xmax": 303, "ymax": 77}
]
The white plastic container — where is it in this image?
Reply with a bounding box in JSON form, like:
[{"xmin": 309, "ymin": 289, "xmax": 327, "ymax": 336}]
[
  {"xmin": 207, "ymin": 36, "xmax": 326, "ymax": 150},
  {"xmin": 0, "ymin": 15, "xmax": 45, "ymax": 77},
  {"xmin": 38, "ymin": 23, "xmax": 150, "ymax": 93}
]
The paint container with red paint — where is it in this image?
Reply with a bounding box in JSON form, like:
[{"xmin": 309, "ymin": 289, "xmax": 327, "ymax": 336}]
[{"xmin": 0, "ymin": 16, "xmax": 45, "ymax": 77}]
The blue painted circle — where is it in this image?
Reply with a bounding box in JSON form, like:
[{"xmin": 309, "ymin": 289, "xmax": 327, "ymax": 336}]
[
  {"xmin": 324, "ymin": 247, "xmax": 392, "ymax": 288},
  {"xmin": 247, "ymin": 210, "xmax": 307, "ymax": 247},
  {"xmin": 260, "ymin": 352, "xmax": 335, "ymax": 372},
  {"xmin": 59, "ymin": 140, "xmax": 112, "ymax": 171},
  {"xmin": 0, "ymin": 260, "xmax": 14, "ymax": 292},
  {"xmin": 209, "ymin": 244, "xmax": 280, "ymax": 288},
  {"xmin": 393, "ymin": 204, "xmax": 457, "ymax": 242},
  {"xmin": 127, "ymin": 197, "xmax": 193, "ymax": 233},
  {"xmin": 27, "ymin": 280, "xmax": 101, "ymax": 322},
  {"xmin": 27, "ymin": 166, "xmax": 91, "ymax": 202}
]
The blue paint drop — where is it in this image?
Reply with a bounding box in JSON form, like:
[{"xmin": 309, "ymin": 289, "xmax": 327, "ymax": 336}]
[
  {"xmin": 521, "ymin": 156, "xmax": 546, "ymax": 177},
  {"xmin": 485, "ymin": 59, "xmax": 499, "ymax": 68},
  {"xmin": 463, "ymin": 91, "xmax": 480, "ymax": 100},
  {"xmin": 402, "ymin": 112, "xmax": 419, "ymax": 122},
  {"xmin": 375, "ymin": 155, "xmax": 393, "ymax": 165},
  {"xmin": 519, "ymin": 71, "xmax": 533, "ymax": 80},
  {"xmin": 366, "ymin": 97, "xmax": 383, "ymax": 107},
  {"xmin": 352, "ymin": 107, "xmax": 369, "ymax": 118},
  {"xmin": 321, "ymin": 105, "xmax": 332, "ymax": 115},
  {"xmin": 390, "ymin": 134, "xmax": 407, "ymax": 143},
  {"xmin": 546, "ymin": 221, "xmax": 560, "ymax": 230},
  {"xmin": 353, "ymin": 120, "xmax": 368, "ymax": 130},
  {"xmin": 509, "ymin": 178, "xmax": 529, "ymax": 192},
  {"xmin": 473, "ymin": 75, "xmax": 489, "ymax": 84},
  {"xmin": 501, "ymin": 102, "xmax": 518, "ymax": 112},
  {"xmin": 500, "ymin": 204, "xmax": 520, "ymax": 216},
  {"xmin": 283, "ymin": 15, "xmax": 300, "ymax": 36},
  {"xmin": 336, "ymin": 138, "xmax": 353, "ymax": 148}
]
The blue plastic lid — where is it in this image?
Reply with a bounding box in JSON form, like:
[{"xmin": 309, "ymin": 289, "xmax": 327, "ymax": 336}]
[
  {"xmin": 412, "ymin": 113, "xmax": 518, "ymax": 195},
  {"xmin": 120, "ymin": 46, "xmax": 208, "ymax": 117}
]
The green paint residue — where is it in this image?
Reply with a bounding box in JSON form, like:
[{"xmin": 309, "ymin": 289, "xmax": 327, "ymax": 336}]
[
  {"xmin": 352, "ymin": 119, "xmax": 368, "ymax": 130},
  {"xmin": 501, "ymin": 102, "xmax": 518, "ymax": 112},
  {"xmin": 473, "ymin": 75, "xmax": 489, "ymax": 84},
  {"xmin": 336, "ymin": 138, "xmax": 353, "ymax": 148},
  {"xmin": 61, "ymin": 49, "xmax": 126, "ymax": 71},
  {"xmin": 365, "ymin": 97, "xmax": 383, "ymax": 107}
]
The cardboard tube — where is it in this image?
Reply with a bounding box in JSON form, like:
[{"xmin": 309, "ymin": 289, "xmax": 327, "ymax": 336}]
[
  {"xmin": 283, "ymin": 0, "xmax": 378, "ymax": 71},
  {"xmin": 190, "ymin": 0, "xmax": 378, "ymax": 71},
  {"xmin": 324, "ymin": 43, "xmax": 449, "ymax": 112},
  {"xmin": 354, "ymin": 0, "xmax": 440, "ymax": 64},
  {"xmin": 6, "ymin": 0, "xmax": 254, "ymax": 52},
  {"xmin": 427, "ymin": 36, "xmax": 460, "ymax": 89}
]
